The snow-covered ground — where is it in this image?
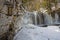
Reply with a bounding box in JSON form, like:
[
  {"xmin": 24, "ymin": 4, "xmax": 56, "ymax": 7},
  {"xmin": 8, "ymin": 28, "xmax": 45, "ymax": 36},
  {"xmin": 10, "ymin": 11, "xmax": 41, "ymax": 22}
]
[{"xmin": 13, "ymin": 24, "xmax": 60, "ymax": 40}]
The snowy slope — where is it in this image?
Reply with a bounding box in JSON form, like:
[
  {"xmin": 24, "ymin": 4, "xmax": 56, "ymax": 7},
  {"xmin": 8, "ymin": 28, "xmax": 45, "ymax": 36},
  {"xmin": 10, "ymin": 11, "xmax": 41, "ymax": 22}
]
[{"xmin": 14, "ymin": 24, "xmax": 60, "ymax": 40}]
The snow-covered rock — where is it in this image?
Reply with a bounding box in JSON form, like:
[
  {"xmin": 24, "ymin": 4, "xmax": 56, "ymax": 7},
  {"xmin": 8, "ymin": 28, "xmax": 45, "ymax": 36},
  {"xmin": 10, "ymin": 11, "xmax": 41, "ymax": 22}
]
[{"xmin": 13, "ymin": 25, "xmax": 60, "ymax": 40}]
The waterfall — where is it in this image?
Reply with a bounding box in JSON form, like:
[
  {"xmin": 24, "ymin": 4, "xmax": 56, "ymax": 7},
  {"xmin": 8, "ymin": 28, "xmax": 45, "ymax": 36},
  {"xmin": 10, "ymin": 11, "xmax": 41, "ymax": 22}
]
[
  {"xmin": 33, "ymin": 11, "xmax": 37, "ymax": 25},
  {"xmin": 15, "ymin": 11, "xmax": 44, "ymax": 26},
  {"xmin": 14, "ymin": 11, "xmax": 60, "ymax": 30},
  {"xmin": 32, "ymin": 11, "xmax": 44, "ymax": 25},
  {"xmin": 55, "ymin": 13, "xmax": 59, "ymax": 24},
  {"xmin": 37, "ymin": 13, "xmax": 45, "ymax": 25},
  {"xmin": 37, "ymin": 13, "xmax": 42, "ymax": 25},
  {"xmin": 14, "ymin": 11, "xmax": 60, "ymax": 34},
  {"xmin": 18, "ymin": 11, "xmax": 53, "ymax": 26},
  {"xmin": 43, "ymin": 13, "xmax": 53, "ymax": 25}
]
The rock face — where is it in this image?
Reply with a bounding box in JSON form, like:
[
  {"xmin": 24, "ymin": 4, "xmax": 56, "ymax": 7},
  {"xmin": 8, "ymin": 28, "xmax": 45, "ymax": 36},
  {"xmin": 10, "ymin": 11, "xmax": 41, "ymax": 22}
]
[{"xmin": 0, "ymin": 13, "xmax": 13, "ymax": 40}]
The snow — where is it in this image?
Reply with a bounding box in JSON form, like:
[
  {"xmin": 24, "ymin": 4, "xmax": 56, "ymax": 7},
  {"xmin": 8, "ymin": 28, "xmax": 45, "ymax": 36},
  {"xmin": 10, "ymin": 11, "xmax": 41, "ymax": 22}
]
[{"xmin": 13, "ymin": 24, "xmax": 60, "ymax": 40}]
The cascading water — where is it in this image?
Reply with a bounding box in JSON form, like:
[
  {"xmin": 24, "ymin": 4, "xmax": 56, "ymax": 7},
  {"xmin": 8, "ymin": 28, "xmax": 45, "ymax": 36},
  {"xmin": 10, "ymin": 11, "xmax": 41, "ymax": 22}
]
[
  {"xmin": 55, "ymin": 13, "xmax": 59, "ymax": 24},
  {"xmin": 16, "ymin": 11, "xmax": 54, "ymax": 26},
  {"xmin": 14, "ymin": 10, "xmax": 60, "ymax": 32},
  {"xmin": 33, "ymin": 11, "xmax": 37, "ymax": 25},
  {"xmin": 43, "ymin": 13, "xmax": 53, "ymax": 25},
  {"xmin": 32, "ymin": 11, "xmax": 55, "ymax": 25}
]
